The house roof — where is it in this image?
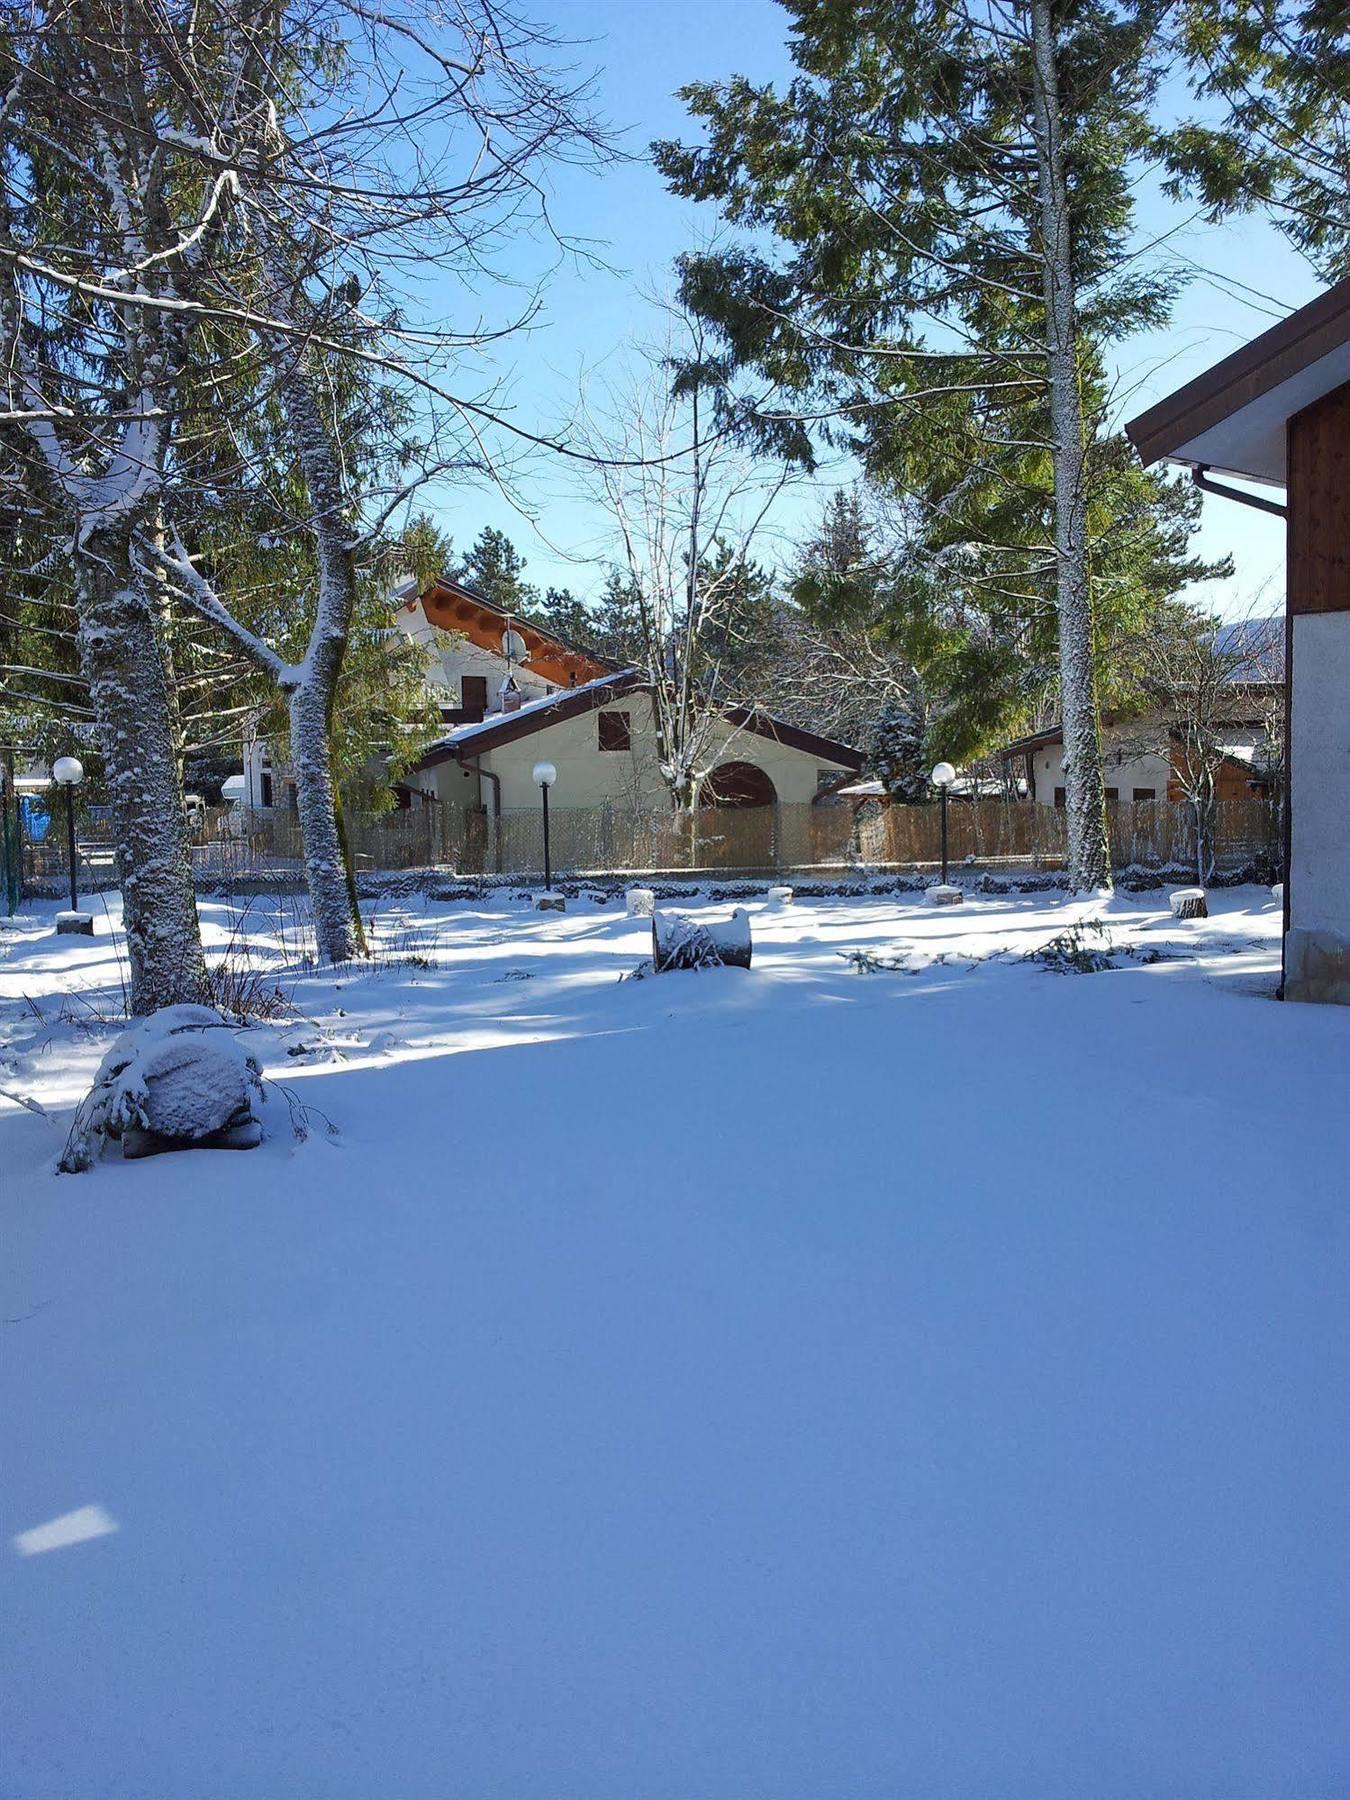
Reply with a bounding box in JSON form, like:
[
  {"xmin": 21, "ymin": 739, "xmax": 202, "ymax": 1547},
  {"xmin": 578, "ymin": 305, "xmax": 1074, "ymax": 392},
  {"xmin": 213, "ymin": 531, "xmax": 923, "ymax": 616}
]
[
  {"xmin": 411, "ymin": 575, "xmax": 620, "ymax": 688},
  {"xmin": 415, "ymin": 670, "xmax": 647, "ymax": 765},
  {"xmin": 408, "ymin": 674, "xmax": 865, "ymax": 773},
  {"xmin": 1124, "ymin": 276, "xmax": 1350, "ymax": 485}
]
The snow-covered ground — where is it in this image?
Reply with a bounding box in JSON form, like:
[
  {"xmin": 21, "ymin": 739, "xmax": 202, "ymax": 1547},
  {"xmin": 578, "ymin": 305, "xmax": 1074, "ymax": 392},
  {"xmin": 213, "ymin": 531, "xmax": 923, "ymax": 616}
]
[{"xmin": 2, "ymin": 886, "xmax": 1347, "ymax": 1799}]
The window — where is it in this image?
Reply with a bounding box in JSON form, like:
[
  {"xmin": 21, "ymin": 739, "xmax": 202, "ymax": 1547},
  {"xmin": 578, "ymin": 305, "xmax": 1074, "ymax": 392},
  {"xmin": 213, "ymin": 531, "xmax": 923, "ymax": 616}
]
[
  {"xmin": 598, "ymin": 709, "xmax": 631, "ymax": 752},
  {"xmin": 1104, "ymin": 786, "xmax": 1119, "ymax": 803},
  {"xmin": 260, "ymin": 772, "xmax": 273, "ymax": 808},
  {"xmin": 1054, "ymin": 786, "xmax": 1066, "ymax": 808},
  {"xmin": 1132, "ymin": 787, "xmax": 1156, "ymax": 804}
]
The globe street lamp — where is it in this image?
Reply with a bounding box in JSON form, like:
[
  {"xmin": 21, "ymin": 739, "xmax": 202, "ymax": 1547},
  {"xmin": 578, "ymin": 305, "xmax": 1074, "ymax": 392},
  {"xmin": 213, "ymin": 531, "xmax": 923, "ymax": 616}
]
[
  {"xmin": 931, "ymin": 760, "xmax": 956, "ymax": 884},
  {"xmin": 52, "ymin": 755, "xmax": 92, "ymax": 932},
  {"xmin": 533, "ymin": 760, "xmax": 558, "ymax": 897}
]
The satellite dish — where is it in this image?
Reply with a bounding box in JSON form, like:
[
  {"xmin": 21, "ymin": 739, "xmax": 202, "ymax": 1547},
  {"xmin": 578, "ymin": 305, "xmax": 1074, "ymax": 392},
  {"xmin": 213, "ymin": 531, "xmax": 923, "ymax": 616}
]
[{"xmin": 501, "ymin": 628, "xmax": 528, "ymax": 663}]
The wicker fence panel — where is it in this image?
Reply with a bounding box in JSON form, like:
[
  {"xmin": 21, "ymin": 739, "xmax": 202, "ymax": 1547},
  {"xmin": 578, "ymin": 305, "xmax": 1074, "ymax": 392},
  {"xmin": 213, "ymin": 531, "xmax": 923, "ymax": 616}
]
[{"xmin": 180, "ymin": 793, "xmax": 1279, "ymax": 884}]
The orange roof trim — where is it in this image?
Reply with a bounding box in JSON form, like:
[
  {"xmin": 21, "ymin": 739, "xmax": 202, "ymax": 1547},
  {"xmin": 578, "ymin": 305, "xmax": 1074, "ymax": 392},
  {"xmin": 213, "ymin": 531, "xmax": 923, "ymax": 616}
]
[{"xmin": 416, "ymin": 576, "xmax": 615, "ymax": 689}]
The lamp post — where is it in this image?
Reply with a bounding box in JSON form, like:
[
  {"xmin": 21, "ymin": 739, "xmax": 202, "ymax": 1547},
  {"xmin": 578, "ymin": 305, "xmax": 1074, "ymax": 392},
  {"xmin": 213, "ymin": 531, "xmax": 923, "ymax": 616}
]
[
  {"xmin": 533, "ymin": 760, "xmax": 558, "ymax": 899},
  {"xmin": 931, "ymin": 761, "xmax": 956, "ymax": 884},
  {"xmin": 52, "ymin": 755, "xmax": 90, "ymax": 930}
]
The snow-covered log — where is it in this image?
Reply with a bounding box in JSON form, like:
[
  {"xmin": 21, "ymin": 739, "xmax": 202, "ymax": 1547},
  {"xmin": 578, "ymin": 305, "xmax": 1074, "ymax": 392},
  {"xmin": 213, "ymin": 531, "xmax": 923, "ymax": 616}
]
[
  {"xmin": 766, "ymin": 885, "xmax": 794, "ymax": 909},
  {"xmin": 626, "ymin": 887, "xmax": 656, "ymax": 918},
  {"xmin": 651, "ymin": 908, "xmax": 752, "ymax": 972},
  {"xmin": 60, "ymin": 1005, "xmax": 262, "ymax": 1172},
  {"xmin": 1169, "ymin": 888, "xmax": 1208, "ymax": 921}
]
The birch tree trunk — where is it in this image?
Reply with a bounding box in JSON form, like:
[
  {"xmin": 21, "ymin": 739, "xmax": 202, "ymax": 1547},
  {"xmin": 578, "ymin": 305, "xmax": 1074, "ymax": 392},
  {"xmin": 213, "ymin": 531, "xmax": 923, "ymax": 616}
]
[
  {"xmin": 276, "ymin": 351, "xmax": 368, "ymax": 966},
  {"xmin": 76, "ymin": 525, "xmax": 211, "ymax": 1013},
  {"xmin": 1029, "ymin": 0, "xmax": 1112, "ymax": 894},
  {"xmin": 288, "ymin": 680, "xmax": 362, "ymax": 964}
]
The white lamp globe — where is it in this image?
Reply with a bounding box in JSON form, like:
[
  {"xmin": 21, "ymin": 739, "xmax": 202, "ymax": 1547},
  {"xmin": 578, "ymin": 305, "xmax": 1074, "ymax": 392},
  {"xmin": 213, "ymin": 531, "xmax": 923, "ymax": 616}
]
[
  {"xmin": 533, "ymin": 760, "xmax": 557, "ymax": 789},
  {"xmin": 930, "ymin": 761, "xmax": 956, "ymax": 788},
  {"xmin": 52, "ymin": 755, "xmax": 84, "ymax": 786}
]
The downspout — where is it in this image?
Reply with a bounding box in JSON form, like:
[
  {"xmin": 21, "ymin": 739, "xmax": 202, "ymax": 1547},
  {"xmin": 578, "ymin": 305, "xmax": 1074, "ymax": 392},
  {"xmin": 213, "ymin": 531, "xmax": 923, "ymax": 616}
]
[
  {"xmin": 1191, "ymin": 464, "xmax": 1287, "ymax": 520},
  {"xmin": 458, "ymin": 754, "xmax": 502, "ymax": 873}
]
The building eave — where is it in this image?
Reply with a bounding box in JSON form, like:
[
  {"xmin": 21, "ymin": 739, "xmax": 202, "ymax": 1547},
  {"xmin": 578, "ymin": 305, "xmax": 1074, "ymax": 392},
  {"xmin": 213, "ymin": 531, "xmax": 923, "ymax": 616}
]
[{"xmin": 1124, "ymin": 275, "xmax": 1350, "ymax": 486}]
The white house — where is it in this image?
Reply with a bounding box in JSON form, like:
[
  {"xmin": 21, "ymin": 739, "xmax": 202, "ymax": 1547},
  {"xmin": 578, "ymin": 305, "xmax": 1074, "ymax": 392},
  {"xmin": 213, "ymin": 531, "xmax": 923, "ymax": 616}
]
[
  {"xmin": 1000, "ymin": 619, "xmax": 1283, "ymax": 810},
  {"xmin": 394, "ymin": 577, "xmax": 863, "ymax": 849}
]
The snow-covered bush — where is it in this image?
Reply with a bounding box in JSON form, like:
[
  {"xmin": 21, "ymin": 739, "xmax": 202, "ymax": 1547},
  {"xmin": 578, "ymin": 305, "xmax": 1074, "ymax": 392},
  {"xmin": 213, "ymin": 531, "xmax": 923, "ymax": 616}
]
[
  {"xmin": 869, "ymin": 695, "xmax": 929, "ymax": 802},
  {"xmin": 60, "ymin": 1006, "xmax": 263, "ymax": 1173}
]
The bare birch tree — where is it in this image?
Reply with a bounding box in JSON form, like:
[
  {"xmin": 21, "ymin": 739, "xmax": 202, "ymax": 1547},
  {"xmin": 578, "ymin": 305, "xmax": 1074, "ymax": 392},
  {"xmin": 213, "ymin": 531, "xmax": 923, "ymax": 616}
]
[
  {"xmin": 1118, "ymin": 607, "xmax": 1283, "ymax": 885},
  {"xmin": 2, "ymin": 0, "xmax": 608, "ymax": 966},
  {"xmin": 575, "ymin": 316, "xmax": 793, "ymax": 810}
]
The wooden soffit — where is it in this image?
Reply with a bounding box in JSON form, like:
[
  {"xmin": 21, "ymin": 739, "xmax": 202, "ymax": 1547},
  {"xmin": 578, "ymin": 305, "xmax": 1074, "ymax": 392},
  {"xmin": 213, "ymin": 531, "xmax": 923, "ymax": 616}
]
[{"xmin": 416, "ymin": 577, "xmax": 615, "ymax": 688}]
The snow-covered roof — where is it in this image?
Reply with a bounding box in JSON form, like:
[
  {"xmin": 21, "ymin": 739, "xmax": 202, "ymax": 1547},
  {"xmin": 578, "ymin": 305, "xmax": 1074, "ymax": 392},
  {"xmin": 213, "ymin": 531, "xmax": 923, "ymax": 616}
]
[
  {"xmin": 1213, "ymin": 615, "xmax": 1283, "ymax": 684},
  {"xmin": 423, "ymin": 669, "xmax": 644, "ymax": 755}
]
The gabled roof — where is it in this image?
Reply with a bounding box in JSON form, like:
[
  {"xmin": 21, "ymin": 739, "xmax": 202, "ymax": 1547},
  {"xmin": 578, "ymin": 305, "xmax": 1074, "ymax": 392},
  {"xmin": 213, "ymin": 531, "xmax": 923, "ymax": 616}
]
[
  {"xmin": 410, "ymin": 575, "xmax": 619, "ymax": 688},
  {"xmin": 1125, "ymin": 276, "xmax": 1350, "ymax": 485},
  {"xmin": 414, "ymin": 671, "xmax": 648, "ymax": 765},
  {"xmin": 408, "ymin": 674, "xmax": 865, "ymax": 773}
]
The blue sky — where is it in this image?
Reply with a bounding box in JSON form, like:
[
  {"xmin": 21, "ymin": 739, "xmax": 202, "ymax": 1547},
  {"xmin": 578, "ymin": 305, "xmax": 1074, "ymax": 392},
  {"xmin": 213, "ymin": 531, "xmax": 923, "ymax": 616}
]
[{"xmin": 430, "ymin": 0, "xmax": 1316, "ymax": 621}]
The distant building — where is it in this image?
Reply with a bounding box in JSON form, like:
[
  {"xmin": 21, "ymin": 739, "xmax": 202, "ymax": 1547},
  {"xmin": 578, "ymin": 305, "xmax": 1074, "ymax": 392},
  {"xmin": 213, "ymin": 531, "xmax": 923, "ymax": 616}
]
[
  {"xmin": 999, "ymin": 617, "xmax": 1284, "ymax": 810},
  {"xmin": 393, "ymin": 576, "xmax": 862, "ymax": 835}
]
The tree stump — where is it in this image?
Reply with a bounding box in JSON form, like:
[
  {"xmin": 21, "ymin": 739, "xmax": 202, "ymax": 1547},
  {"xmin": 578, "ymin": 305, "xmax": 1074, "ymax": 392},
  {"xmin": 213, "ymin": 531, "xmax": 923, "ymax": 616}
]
[
  {"xmin": 651, "ymin": 908, "xmax": 753, "ymax": 972},
  {"xmin": 1169, "ymin": 887, "xmax": 1208, "ymax": 920},
  {"xmin": 926, "ymin": 884, "xmax": 964, "ymax": 907},
  {"xmin": 626, "ymin": 887, "xmax": 656, "ymax": 918},
  {"xmin": 766, "ymin": 885, "xmax": 794, "ymax": 909}
]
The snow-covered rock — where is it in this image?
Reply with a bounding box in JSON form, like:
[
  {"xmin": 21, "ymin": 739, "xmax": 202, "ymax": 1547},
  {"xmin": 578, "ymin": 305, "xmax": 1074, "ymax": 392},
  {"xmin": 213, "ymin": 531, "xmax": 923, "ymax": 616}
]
[{"xmin": 60, "ymin": 1005, "xmax": 263, "ymax": 1172}]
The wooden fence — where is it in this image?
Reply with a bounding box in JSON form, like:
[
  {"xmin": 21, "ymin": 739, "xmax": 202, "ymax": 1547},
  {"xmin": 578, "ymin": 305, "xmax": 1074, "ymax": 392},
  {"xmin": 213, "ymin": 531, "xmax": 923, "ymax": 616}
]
[{"xmin": 182, "ymin": 794, "xmax": 1279, "ymax": 884}]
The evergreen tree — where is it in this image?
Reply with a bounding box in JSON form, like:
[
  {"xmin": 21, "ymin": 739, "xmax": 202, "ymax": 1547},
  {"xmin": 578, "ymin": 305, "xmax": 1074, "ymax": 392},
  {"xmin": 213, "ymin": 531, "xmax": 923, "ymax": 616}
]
[
  {"xmin": 457, "ymin": 528, "xmax": 539, "ymax": 616},
  {"xmin": 655, "ymin": 0, "xmax": 1212, "ymax": 889},
  {"xmin": 870, "ymin": 695, "xmax": 930, "ymax": 802},
  {"xmin": 1164, "ymin": 0, "xmax": 1350, "ymax": 281}
]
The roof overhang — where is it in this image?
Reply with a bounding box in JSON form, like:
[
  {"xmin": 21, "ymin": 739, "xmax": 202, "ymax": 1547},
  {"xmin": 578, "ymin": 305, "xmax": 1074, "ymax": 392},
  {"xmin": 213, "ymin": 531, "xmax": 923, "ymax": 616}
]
[
  {"xmin": 1125, "ymin": 276, "xmax": 1350, "ymax": 486},
  {"xmin": 413, "ymin": 576, "xmax": 618, "ymax": 687}
]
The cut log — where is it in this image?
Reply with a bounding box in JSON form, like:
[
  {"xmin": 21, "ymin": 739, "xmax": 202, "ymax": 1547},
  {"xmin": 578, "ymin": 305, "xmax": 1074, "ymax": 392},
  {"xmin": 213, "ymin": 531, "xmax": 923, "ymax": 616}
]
[
  {"xmin": 535, "ymin": 893, "xmax": 566, "ymax": 913},
  {"xmin": 651, "ymin": 908, "xmax": 752, "ymax": 972},
  {"xmin": 1169, "ymin": 887, "xmax": 1208, "ymax": 920},
  {"xmin": 766, "ymin": 885, "xmax": 794, "ymax": 909},
  {"xmin": 626, "ymin": 887, "xmax": 656, "ymax": 918},
  {"xmin": 926, "ymin": 884, "xmax": 964, "ymax": 907}
]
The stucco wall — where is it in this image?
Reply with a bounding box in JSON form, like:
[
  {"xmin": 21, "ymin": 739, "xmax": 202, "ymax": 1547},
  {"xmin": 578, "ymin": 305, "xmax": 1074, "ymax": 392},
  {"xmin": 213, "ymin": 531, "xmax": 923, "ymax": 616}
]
[
  {"xmin": 407, "ymin": 691, "xmax": 855, "ymax": 818},
  {"xmin": 1285, "ymin": 610, "xmax": 1350, "ymax": 1003},
  {"xmin": 395, "ymin": 604, "xmax": 557, "ymax": 709},
  {"xmin": 1028, "ymin": 735, "xmax": 1172, "ymax": 807},
  {"xmin": 482, "ymin": 695, "xmax": 853, "ymax": 813}
]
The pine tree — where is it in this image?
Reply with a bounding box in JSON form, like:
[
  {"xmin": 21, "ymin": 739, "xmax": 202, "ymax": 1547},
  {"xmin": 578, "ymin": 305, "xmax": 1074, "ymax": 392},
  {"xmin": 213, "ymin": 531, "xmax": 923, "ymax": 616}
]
[
  {"xmin": 655, "ymin": 0, "xmax": 1206, "ymax": 890},
  {"xmin": 1164, "ymin": 0, "xmax": 1350, "ymax": 282},
  {"xmin": 870, "ymin": 695, "xmax": 930, "ymax": 803},
  {"xmin": 457, "ymin": 529, "xmax": 539, "ymax": 617}
]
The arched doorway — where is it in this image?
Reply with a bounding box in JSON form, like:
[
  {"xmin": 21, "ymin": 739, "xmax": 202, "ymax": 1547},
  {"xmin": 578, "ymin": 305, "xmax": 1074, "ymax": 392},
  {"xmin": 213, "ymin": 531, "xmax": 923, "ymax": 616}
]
[{"xmin": 701, "ymin": 761, "xmax": 777, "ymax": 808}]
